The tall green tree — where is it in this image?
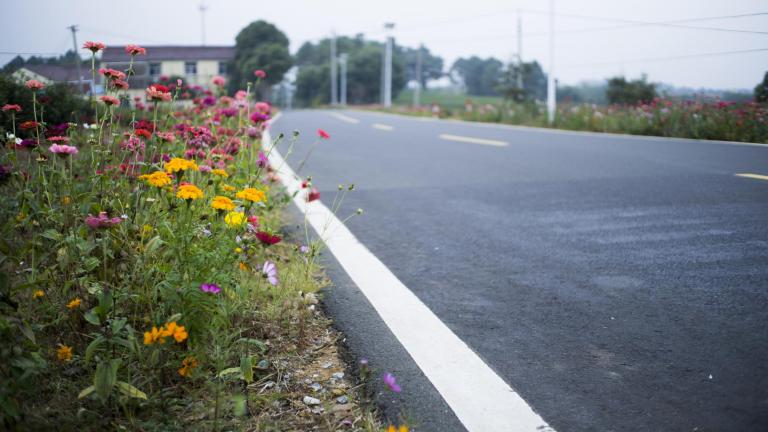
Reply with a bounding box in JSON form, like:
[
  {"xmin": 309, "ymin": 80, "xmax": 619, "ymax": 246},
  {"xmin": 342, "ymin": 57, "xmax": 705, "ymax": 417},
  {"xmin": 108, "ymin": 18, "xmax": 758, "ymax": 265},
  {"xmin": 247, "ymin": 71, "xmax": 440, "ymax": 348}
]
[
  {"xmin": 754, "ymin": 71, "xmax": 768, "ymax": 103},
  {"xmin": 498, "ymin": 61, "xmax": 547, "ymax": 102},
  {"xmin": 400, "ymin": 46, "xmax": 443, "ymax": 88},
  {"xmin": 606, "ymin": 75, "xmax": 657, "ymax": 105},
  {"xmin": 229, "ymin": 20, "xmax": 293, "ymax": 95},
  {"xmin": 451, "ymin": 57, "xmax": 504, "ymax": 96}
]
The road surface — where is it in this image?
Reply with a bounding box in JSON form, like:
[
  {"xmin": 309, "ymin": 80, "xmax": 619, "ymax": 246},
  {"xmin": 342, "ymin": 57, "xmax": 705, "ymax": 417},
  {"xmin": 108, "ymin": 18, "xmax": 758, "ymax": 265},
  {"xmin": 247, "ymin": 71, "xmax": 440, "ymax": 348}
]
[{"xmin": 271, "ymin": 109, "xmax": 768, "ymax": 432}]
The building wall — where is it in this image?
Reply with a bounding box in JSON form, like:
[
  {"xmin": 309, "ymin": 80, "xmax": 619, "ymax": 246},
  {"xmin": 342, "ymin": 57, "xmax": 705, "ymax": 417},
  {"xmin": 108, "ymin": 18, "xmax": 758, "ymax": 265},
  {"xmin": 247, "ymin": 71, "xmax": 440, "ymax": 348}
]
[
  {"xmin": 160, "ymin": 60, "xmax": 222, "ymax": 87},
  {"xmin": 11, "ymin": 68, "xmax": 54, "ymax": 84}
]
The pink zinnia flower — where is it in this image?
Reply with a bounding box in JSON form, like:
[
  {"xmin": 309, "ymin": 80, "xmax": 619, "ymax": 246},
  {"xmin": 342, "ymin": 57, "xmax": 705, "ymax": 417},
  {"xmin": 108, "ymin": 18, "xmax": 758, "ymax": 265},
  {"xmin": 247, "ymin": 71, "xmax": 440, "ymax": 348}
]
[
  {"xmin": 125, "ymin": 44, "xmax": 146, "ymax": 56},
  {"xmin": 317, "ymin": 128, "xmax": 330, "ymax": 139},
  {"xmin": 48, "ymin": 136, "xmax": 70, "ymax": 144},
  {"xmin": 99, "ymin": 68, "xmax": 126, "ymax": 81},
  {"xmin": 262, "ymin": 261, "xmax": 279, "ymax": 286},
  {"xmin": 307, "ymin": 188, "xmax": 320, "ymax": 202},
  {"xmin": 156, "ymin": 131, "xmax": 176, "ymax": 142},
  {"xmin": 112, "ymin": 79, "xmax": 129, "ymax": 90},
  {"xmin": 235, "ymin": 90, "xmax": 247, "ymax": 100},
  {"xmin": 2, "ymin": 104, "xmax": 21, "ymax": 112},
  {"xmin": 25, "ymin": 80, "xmax": 45, "ymax": 90},
  {"xmin": 212, "ymin": 75, "xmax": 225, "ymax": 87},
  {"xmin": 49, "ymin": 144, "xmax": 78, "ymax": 156},
  {"xmin": 100, "ymin": 95, "xmax": 120, "ymax": 106},
  {"xmin": 83, "ymin": 41, "xmax": 106, "ymax": 53},
  {"xmin": 146, "ymin": 86, "xmax": 172, "ymax": 102},
  {"xmin": 254, "ymin": 101, "xmax": 270, "ymax": 113},
  {"xmin": 383, "ymin": 373, "xmax": 401, "ymax": 393},
  {"xmin": 254, "ymin": 69, "xmax": 266, "ymax": 79},
  {"xmin": 85, "ymin": 212, "xmax": 122, "ymax": 229}
]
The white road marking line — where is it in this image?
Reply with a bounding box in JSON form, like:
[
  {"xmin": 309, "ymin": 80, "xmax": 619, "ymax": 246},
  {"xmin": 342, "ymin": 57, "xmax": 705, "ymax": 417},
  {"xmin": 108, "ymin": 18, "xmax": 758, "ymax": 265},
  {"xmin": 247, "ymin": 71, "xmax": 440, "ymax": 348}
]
[
  {"xmin": 351, "ymin": 109, "xmax": 768, "ymax": 148},
  {"xmin": 439, "ymin": 133, "xmax": 509, "ymax": 147},
  {"xmin": 735, "ymin": 173, "xmax": 768, "ymax": 181},
  {"xmin": 329, "ymin": 112, "xmax": 360, "ymax": 124},
  {"xmin": 372, "ymin": 123, "xmax": 394, "ymax": 131},
  {"xmin": 265, "ymin": 113, "xmax": 553, "ymax": 432}
]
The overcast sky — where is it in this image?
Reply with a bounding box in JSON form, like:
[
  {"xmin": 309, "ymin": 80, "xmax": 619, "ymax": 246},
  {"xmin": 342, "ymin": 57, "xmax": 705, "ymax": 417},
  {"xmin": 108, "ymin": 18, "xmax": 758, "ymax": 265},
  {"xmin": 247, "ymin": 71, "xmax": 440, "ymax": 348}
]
[{"xmin": 2, "ymin": 0, "xmax": 766, "ymax": 90}]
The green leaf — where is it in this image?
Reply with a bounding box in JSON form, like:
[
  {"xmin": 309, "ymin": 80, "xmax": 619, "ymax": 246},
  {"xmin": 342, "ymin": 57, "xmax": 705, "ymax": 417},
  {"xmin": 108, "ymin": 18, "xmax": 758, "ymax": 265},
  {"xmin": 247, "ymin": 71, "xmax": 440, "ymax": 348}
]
[
  {"xmin": 145, "ymin": 236, "xmax": 164, "ymax": 254},
  {"xmin": 85, "ymin": 336, "xmax": 106, "ymax": 364},
  {"xmin": 82, "ymin": 257, "xmax": 100, "ymax": 272},
  {"xmin": 237, "ymin": 338, "xmax": 268, "ymax": 353},
  {"xmin": 41, "ymin": 229, "xmax": 62, "ymax": 242},
  {"xmin": 83, "ymin": 309, "xmax": 101, "ymax": 326},
  {"xmin": 115, "ymin": 381, "xmax": 147, "ymax": 400},
  {"xmin": 94, "ymin": 359, "xmax": 121, "ymax": 401},
  {"xmin": 110, "ymin": 317, "xmax": 127, "ymax": 334},
  {"xmin": 217, "ymin": 367, "xmax": 242, "ymax": 379},
  {"xmin": 78, "ymin": 385, "xmax": 96, "ymax": 399},
  {"xmin": 240, "ymin": 356, "xmax": 254, "ymax": 383},
  {"xmin": 18, "ymin": 321, "xmax": 35, "ymax": 343}
]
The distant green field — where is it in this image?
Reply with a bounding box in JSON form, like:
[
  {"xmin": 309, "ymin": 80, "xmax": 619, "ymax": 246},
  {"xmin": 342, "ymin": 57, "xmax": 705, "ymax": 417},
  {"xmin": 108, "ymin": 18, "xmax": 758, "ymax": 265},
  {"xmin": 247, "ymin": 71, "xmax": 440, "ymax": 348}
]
[{"xmin": 394, "ymin": 89, "xmax": 503, "ymax": 110}]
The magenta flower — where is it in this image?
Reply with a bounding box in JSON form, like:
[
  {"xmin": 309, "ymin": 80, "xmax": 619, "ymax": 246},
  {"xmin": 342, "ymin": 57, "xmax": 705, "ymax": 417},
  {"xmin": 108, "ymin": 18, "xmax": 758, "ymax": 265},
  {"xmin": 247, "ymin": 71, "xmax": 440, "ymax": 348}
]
[
  {"xmin": 85, "ymin": 212, "xmax": 122, "ymax": 229},
  {"xmin": 383, "ymin": 373, "xmax": 401, "ymax": 393},
  {"xmin": 257, "ymin": 151, "xmax": 268, "ymax": 168},
  {"xmin": 317, "ymin": 128, "xmax": 330, "ymax": 139},
  {"xmin": 262, "ymin": 261, "xmax": 279, "ymax": 286},
  {"xmin": 200, "ymin": 283, "xmax": 221, "ymax": 294},
  {"xmin": 49, "ymin": 144, "xmax": 78, "ymax": 156},
  {"xmin": 254, "ymin": 69, "xmax": 266, "ymax": 79}
]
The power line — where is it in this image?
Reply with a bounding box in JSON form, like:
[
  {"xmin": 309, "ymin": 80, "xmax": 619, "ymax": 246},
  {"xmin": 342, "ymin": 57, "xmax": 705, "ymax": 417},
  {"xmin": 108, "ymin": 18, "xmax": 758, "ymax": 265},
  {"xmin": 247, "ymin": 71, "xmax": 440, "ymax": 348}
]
[
  {"xmin": 0, "ymin": 51, "xmax": 65, "ymax": 56},
  {"xmin": 560, "ymin": 47, "xmax": 768, "ymax": 69}
]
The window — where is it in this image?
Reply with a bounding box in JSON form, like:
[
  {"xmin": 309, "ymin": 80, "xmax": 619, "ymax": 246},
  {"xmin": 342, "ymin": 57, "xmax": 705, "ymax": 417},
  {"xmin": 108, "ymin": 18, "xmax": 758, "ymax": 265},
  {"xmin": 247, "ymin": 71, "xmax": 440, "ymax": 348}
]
[
  {"xmin": 185, "ymin": 61, "xmax": 197, "ymax": 75},
  {"xmin": 218, "ymin": 62, "xmax": 228, "ymax": 75},
  {"xmin": 149, "ymin": 63, "xmax": 161, "ymax": 77}
]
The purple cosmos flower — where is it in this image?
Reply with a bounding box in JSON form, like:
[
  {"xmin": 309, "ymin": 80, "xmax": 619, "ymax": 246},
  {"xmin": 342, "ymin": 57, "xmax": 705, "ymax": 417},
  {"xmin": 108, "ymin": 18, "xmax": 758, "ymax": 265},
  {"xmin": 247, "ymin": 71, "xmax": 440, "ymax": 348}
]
[
  {"xmin": 17, "ymin": 138, "xmax": 37, "ymax": 149},
  {"xmin": 200, "ymin": 283, "xmax": 221, "ymax": 294},
  {"xmin": 262, "ymin": 260, "xmax": 279, "ymax": 286},
  {"xmin": 383, "ymin": 373, "xmax": 401, "ymax": 393},
  {"xmin": 85, "ymin": 212, "xmax": 122, "ymax": 229},
  {"xmin": 257, "ymin": 151, "xmax": 268, "ymax": 168}
]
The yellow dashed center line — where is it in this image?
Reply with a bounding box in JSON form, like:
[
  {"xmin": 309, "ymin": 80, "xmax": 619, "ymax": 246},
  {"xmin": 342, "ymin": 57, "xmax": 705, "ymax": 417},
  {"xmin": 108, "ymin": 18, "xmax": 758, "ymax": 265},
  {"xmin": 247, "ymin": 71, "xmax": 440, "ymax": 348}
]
[
  {"xmin": 438, "ymin": 133, "xmax": 509, "ymax": 147},
  {"xmin": 735, "ymin": 173, "xmax": 768, "ymax": 181},
  {"xmin": 372, "ymin": 123, "xmax": 394, "ymax": 131}
]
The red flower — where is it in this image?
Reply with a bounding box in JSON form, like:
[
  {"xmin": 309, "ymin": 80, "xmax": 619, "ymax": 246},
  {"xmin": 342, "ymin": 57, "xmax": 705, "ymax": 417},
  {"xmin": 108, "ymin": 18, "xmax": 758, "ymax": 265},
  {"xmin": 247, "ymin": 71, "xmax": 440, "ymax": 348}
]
[
  {"xmin": 151, "ymin": 84, "xmax": 170, "ymax": 93},
  {"xmin": 25, "ymin": 80, "xmax": 45, "ymax": 90},
  {"xmin": 307, "ymin": 188, "xmax": 320, "ymax": 202},
  {"xmin": 83, "ymin": 41, "xmax": 106, "ymax": 53},
  {"xmin": 99, "ymin": 95, "xmax": 120, "ymax": 106},
  {"xmin": 2, "ymin": 104, "xmax": 21, "ymax": 112},
  {"xmin": 254, "ymin": 69, "xmax": 266, "ymax": 79},
  {"xmin": 248, "ymin": 215, "xmax": 259, "ymax": 228},
  {"xmin": 135, "ymin": 129, "xmax": 152, "ymax": 139},
  {"xmin": 125, "ymin": 44, "xmax": 147, "ymax": 56},
  {"xmin": 317, "ymin": 128, "xmax": 330, "ymax": 139},
  {"xmin": 20, "ymin": 121, "xmax": 38, "ymax": 130},
  {"xmin": 113, "ymin": 79, "xmax": 129, "ymax": 90},
  {"xmin": 99, "ymin": 68, "xmax": 126, "ymax": 81},
  {"xmin": 300, "ymin": 180, "xmax": 309, "ymax": 189},
  {"xmin": 255, "ymin": 231, "xmax": 282, "ymax": 246}
]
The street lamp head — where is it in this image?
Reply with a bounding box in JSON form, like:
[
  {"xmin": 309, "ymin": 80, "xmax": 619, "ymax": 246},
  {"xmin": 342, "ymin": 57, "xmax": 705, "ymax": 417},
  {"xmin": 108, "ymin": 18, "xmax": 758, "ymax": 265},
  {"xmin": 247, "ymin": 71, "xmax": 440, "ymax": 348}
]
[{"xmin": 384, "ymin": 22, "xmax": 395, "ymax": 30}]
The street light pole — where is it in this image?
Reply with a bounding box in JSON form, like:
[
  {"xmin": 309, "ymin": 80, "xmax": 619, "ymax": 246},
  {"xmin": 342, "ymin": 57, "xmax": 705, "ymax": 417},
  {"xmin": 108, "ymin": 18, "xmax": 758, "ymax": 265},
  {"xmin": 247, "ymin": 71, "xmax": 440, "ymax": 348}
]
[
  {"xmin": 383, "ymin": 22, "xmax": 395, "ymax": 108},
  {"xmin": 413, "ymin": 44, "xmax": 422, "ymax": 108},
  {"xmin": 67, "ymin": 25, "xmax": 84, "ymax": 94},
  {"xmin": 330, "ymin": 33, "xmax": 338, "ymax": 106},
  {"xmin": 339, "ymin": 53, "xmax": 348, "ymax": 106},
  {"xmin": 546, "ymin": 0, "xmax": 556, "ymax": 124}
]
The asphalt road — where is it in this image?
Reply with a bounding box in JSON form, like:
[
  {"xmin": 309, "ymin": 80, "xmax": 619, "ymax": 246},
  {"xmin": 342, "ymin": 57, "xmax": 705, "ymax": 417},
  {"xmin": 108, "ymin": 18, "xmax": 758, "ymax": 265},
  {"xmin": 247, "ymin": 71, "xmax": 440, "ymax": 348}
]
[{"xmin": 272, "ymin": 109, "xmax": 768, "ymax": 432}]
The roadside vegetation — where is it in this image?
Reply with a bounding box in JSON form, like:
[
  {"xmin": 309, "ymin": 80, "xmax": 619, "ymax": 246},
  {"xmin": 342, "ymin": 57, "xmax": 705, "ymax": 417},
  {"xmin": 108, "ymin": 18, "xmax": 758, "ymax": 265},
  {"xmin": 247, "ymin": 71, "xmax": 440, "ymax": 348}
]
[{"xmin": 0, "ymin": 42, "xmax": 399, "ymax": 431}]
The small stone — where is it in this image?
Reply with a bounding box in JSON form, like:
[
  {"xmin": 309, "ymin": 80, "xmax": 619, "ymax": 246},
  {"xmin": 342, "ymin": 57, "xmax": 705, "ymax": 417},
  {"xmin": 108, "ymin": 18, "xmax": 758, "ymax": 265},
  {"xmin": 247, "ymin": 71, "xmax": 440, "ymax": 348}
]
[
  {"xmin": 332, "ymin": 372, "xmax": 345, "ymax": 380},
  {"xmin": 303, "ymin": 396, "xmax": 321, "ymax": 406},
  {"xmin": 331, "ymin": 388, "xmax": 345, "ymax": 396},
  {"xmin": 322, "ymin": 361, "xmax": 333, "ymax": 369},
  {"xmin": 310, "ymin": 382, "xmax": 323, "ymax": 392},
  {"xmin": 336, "ymin": 395, "xmax": 349, "ymax": 404},
  {"xmin": 305, "ymin": 293, "xmax": 319, "ymax": 304}
]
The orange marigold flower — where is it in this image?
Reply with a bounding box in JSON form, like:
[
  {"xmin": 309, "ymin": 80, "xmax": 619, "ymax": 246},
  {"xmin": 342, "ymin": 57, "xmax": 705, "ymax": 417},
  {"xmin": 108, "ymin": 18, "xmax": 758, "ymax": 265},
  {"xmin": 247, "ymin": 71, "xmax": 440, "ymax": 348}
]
[
  {"xmin": 66, "ymin": 298, "xmax": 81, "ymax": 309},
  {"xmin": 56, "ymin": 344, "xmax": 73, "ymax": 362}
]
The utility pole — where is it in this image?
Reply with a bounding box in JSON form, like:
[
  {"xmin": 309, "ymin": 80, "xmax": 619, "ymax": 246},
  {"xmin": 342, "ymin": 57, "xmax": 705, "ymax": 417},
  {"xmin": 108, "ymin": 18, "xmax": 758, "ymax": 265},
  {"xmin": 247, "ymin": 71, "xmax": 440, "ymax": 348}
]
[
  {"xmin": 330, "ymin": 33, "xmax": 338, "ymax": 106},
  {"xmin": 339, "ymin": 53, "xmax": 348, "ymax": 106},
  {"xmin": 516, "ymin": 10, "xmax": 523, "ymax": 91},
  {"xmin": 199, "ymin": 2, "xmax": 207, "ymax": 46},
  {"xmin": 67, "ymin": 25, "xmax": 84, "ymax": 94},
  {"xmin": 546, "ymin": 0, "xmax": 556, "ymax": 124},
  {"xmin": 383, "ymin": 22, "xmax": 395, "ymax": 108},
  {"xmin": 413, "ymin": 44, "xmax": 422, "ymax": 108}
]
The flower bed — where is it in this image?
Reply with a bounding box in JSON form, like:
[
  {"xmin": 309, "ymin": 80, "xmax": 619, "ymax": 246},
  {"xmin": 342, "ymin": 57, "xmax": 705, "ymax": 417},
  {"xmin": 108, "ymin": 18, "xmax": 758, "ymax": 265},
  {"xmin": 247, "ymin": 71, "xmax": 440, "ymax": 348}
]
[{"xmin": 0, "ymin": 43, "xmax": 390, "ymax": 431}]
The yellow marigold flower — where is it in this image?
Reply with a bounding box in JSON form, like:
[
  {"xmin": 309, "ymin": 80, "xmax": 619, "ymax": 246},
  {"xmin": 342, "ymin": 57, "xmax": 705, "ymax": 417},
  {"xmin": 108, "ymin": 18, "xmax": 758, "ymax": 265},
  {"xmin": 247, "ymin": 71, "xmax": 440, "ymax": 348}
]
[
  {"xmin": 211, "ymin": 169, "xmax": 229, "ymax": 178},
  {"xmin": 234, "ymin": 247, "xmax": 243, "ymax": 253},
  {"xmin": 239, "ymin": 262, "xmax": 249, "ymax": 271},
  {"xmin": 143, "ymin": 326, "xmax": 163, "ymax": 345},
  {"xmin": 224, "ymin": 211, "xmax": 246, "ymax": 227},
  {"xmin": 66, "ymin": 298, "xmax": 81, "ymax": 309},
  {"xmin": 57, "ymin": 344, "xmax": 73, "ymax": 362},
  {"xmin": 139, "ymin": 170, "xmax": 172, "ymax": 187},
  {"xmin": 211, "ymin": 195, "xmax": 235, "ymax": 211},
  {"xmin": 61, "ymin": 196, "xmax": 71, "ymax": 205},
  {"xmin": 164, "ymin": 158, "xmax": 199, "ymax": 173},
  {"xmin": 178, "ymin": 356, "xmax": 198, "ymax": 377},
  {"xmin": 221, "ymin": 184, "xmax": 236, "ymax": 192},
  {"xmin": 163, "ymin": 321, "xmax": 188, "ymax": 343},
  {"xmin": 236, "ymin": 187, "xmax": 266, "ymax": 203},
  {"xmin": 142, "ymin": 224, "xmax": 153, "ymax": 235},
  {"xmin": 386, "ymin": 426, "xmax": 409, "ymax": 432},
  {"xmin": 32, "ymin": 290, "xmax": 45, "ymax": 299},
  {"xmin": 176, "ymin": 184, "xmax": 204, "ymax": 200}
]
